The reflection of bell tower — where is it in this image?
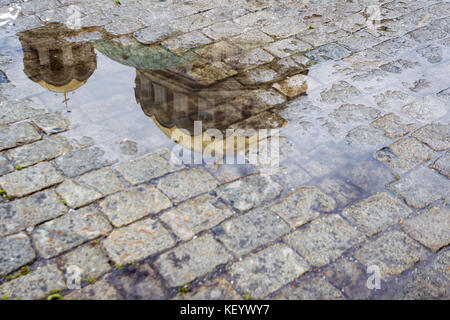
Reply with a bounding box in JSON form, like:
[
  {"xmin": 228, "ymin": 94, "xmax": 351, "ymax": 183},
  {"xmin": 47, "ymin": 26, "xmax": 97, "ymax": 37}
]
[{"xmin": 18, "ymin": 25, "xmax": 97, "ymax": 104}]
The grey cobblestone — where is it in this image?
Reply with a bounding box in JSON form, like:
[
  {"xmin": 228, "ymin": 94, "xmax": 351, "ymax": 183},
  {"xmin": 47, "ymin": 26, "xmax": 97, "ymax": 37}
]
[
  {"xmin": 31, "ymin": 112, "xmax": 70, "ymax": 134},
  {"xmin": 100, "ymin": 185, "xmax": 171, "ymax": 227},
  {"xmin": 155, "ymin": 234, "xmax": 231, "ymax": 287},
  {"xmin": 0, "ymin": 122, "xmax": 41, "ymax": 151},
  {"xmin": 0, "ymin": 232, "xmax": 36, "ymax": 276},
  {"xmin": 0, "ymin": 162, "xmax": 63, "ymax": 198},
  {"xmin": 54, "ymin": 147, "xmax": 112, "ymax": 178},
  {"xmin": 32, "ymin": 205, "xmax": 112, "ymax": 259},
  {"xmin": 60, "ymin": 244, "xmax": 110, "ymax": 280},
  {"xmin": 274, "ymin": 274, "xmax": 345, "ymax": 300},
  {"xmin": 104, "ymin": 218, "xmax": 175, "ymax": 266},
  {"xmin": 230, "ymin": 244, "xmax": 310, "ymax": 299}
]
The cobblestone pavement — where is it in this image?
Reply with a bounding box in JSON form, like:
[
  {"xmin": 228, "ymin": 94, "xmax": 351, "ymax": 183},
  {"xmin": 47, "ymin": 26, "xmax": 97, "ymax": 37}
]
[{"xmin": 0, "ymin": 0, "xmax": 449, "ymax": 300}]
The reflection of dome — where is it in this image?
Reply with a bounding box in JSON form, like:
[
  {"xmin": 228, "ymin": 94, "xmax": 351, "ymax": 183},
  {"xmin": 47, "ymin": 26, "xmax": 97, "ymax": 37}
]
[
  {"xmin": 18, "ymin": 25, "xmax": 97, "ymax": 93},
  {"xmin": 134, "ymin": 70, "xmax": 287, "ymax": 156}
]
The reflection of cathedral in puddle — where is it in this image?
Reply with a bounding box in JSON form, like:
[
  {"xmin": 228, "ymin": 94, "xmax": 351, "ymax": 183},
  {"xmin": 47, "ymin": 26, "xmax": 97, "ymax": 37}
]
[
  {"xmin": 18, "ymin": 26, "xmax": 97, "ymax": 106},
  {"xmin": 17, "ymin": 24, "xmax": 288, "ymax": 162}
]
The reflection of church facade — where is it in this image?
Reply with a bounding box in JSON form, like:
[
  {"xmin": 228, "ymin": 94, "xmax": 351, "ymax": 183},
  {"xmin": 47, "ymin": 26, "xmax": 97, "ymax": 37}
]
[{"xmin": 18, "ymin": 25, "xmax": 288, "ymax": 157}]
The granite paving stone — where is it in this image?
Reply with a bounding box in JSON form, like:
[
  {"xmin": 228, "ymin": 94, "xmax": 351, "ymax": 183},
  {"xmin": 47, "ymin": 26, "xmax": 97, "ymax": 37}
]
[
  {"xmin": 354, "ymin": 230, "xmax": 429, "ymax": 279},
  {"xmin": 269, "ymin": 187, "xmax": 336, "ymax": 228},
  {"xmin": 56, "ymin": 180, "xmax": 103, "ymax": 209},
  {"xmin": 342, "ymin": 192, "xmax": 412, "ymax": 236},
  {"xmin": 31, "ymin": 111, "xmax": 70, "ymax": 134},
  {"xmin": 430, "ymin": 151, "xmax": 450, "ymax": 178},
  {"xmin": 401, "ymin": 96, "xmax": 447, "ymax": 122},
  {"xmin": 0, "ymin": 153, "xmax": 13, "ymax": 176},
  {"xmin": 103, "ymin": 218, "xmax": 175, "ymax": 266},
  {"xmin": 285, "ymin": 214, "xmax": 365, "ymax": 267},
  {"xmin": 274, "ymin": 274, "xmax": 345, "ymax": 300},
  {"xmin": 175, "ymin": 277, "xmax": 240, "ymax": 300},
  {"xmin": 0, "ymin": 162, "xmax": 64, "ymax": 198},
  {"xmin": 77, "ymin": 168, "xmax": 124, "ymax": 196},
  {"xmin": 60, "ymin": 244, "xmax": 111, "ymax": 280},
  {"xmin": 388, "ymin": 167, "xmax": 450, "ymax": 209},
  {"xmin": 100, "ymin": 185, "xmax": 171, "ymax": 227},
  {"xmin": 401, "ymin": 206, "xmax": 450, "ymax": 253},
  {"xmin": 0, "ymin": 189, "xmax": 67, "ymax": 236},
  {"xmin": 6, "ymin": 134, "xmax": 72, "ymax": 168},
  {"xmin": 213, "ymin": 207, "xmax": 289, "ymax": 257},
  {"xmin": 32, "ymin": 205, "xmax": 112, "ymax": 259},
  {"xmin": 0, "ymin": 232, "xmax": 36, "ymax": 276},
  {"xmin": 375, "ymin": 137, "xmax": 436, "ymax": 174},
  {"xmin": 230, "ymin": 244, "xmax": 310, "ymax": 299},
  {"xmin": 161, "ymin": 194, "xmax": 232, "ymax": 241},
  {"xmin": 156, "ymin": 169, "xmax": 218, "ymax": 203},
  {"xmin": 65, "ymin": 279, "xmax": 121, "ymax": 300},
  {"xmin": 116, "ymin": 148, "xmax": 183, "ymax": 185},
  {"xmin": 109, "ymin": 263, "xmax": 167, "ymax": 300},
  {"xmin": 0, "ymin": 264, "xmax": 66, "ymax": 300},
  {"xmin": 370, "ymin": 113, "xmax": 417, "ymax": 139},
  {"xmin": 0, "ymin": 122, "xmax": 41, "ymax": 151},
  {"xmin": 155, "ymin": 234, "xmax": 231, "ymax": 287},
  {"xmin": 216, "ymin": 174, "xmax": 282, "ymax": 212},
  {"xmin": 411, "ymin": 123, "xmax": 450, "ymax": 151},
  {"xmin": 54, "ymin": 147, "xmax": 112, "ymax": 178}
]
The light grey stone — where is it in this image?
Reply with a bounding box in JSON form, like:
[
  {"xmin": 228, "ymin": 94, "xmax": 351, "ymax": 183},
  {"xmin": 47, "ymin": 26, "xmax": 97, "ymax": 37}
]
[
  {"xmin": 342, "ymin": 192, "xmax": 412, "ymax": 236},
  {"xmin": 56, "ymin": 180, "xmax": 103, "ymax": 209},
  {"xmin": 0, "ymin": 189, "xmax": 67, "ymax": 236},
  {"xmin": 375, "ymin": 137, "xmax": 435, "ymax": 174},
  {"xmin": 354, "ymin": 231, "xmax": 429, "ymax": 279},
  {"xmin": 100, "ymin": 185, "xmax": 171, "ymax": 227},
  {"xmin": 31, "ymin": 112, "xmax": 70, "ymax": 134},
  {"xmin": 401, "ymin": 96, "xmax": 447, "ymax": 122},
  {"xmin": 430, "ymin": 151, "xmax": 450, "ymax": 178},
  {"xmin": 32, "ymin": 205, "xmax": 112, "ymax": 259},
  {"xmin": 60, "ymin": 244, "xmax": 111, "ymax": 280},
  {"xmin": 0, "ymin": 232, "xmax": 35, "ymax": 277},
  {"xmin": 0, "ymin": 122, "xmax": 41, "ymax": 151},
  {"xmin": 155, "ymin": 234, "xmax": 231, "ymax": 287},
  {"xmin": 6, "ymin": 134, "xmax": 73, "ymax": 168},
  {"xmin": 214, "ymin": 207, "xmax": 289, "ymax": 257},
  {"xmin": 54, "ymin": 147, "xmax": 112, "ymax": 178},
  {"xmin": 77, "ymin": 168, "xmax": 124, "ymax": 196},
  {"xmin": 0, "ymin": 162, "xmax": 64, "ymax": 198},
  {"xmin": 161, "ymin": 194, "xmax": 232, "ymax": 241},
  {"xmin": 411, "ymin": 123, "xmax": 450, "ymax": 151},
  {"xmin": 269, "ymin": 187, "xmax": 335, "ymax": 228},
  {"xmin": 175, "ymin": 277, "xmax": 240, "ymax": 300},
  {"xmin": 305, "ymin": 43, "xmax": 352, "ymax": 62},
  {"xmin": 285, "ymin": 215, "xmax": 365, "ymax": 267},
  {"xmin": 370, "ymin": 113, "xmax": 417, "ymax": 139},
  {"xmin": 65, "ymin": 279, "xmax": 121, "ymax": 300},
  {"xmin": 116, "ymin": 148, "xmax": 183, "ymax": 185},
  {"xmin": 329, "ymin": 104, "xmax": 381, "ymax": 124},
  {"xmin": 216, "ymin": 174, "xmax": 282, "ymax": 212},
  {"xmin": 388, "ymin": 167, "xmax": 450, "ymax": 209},
  {"xmin": 133, "ymin": 25, "xmax": 176, "ymax": 44},
  {"xmin": 104, "ymin": 218, "xmax": 175, "ymax": 266},
  {"xmin": 0, "ymin": 264, "xmax": 66, "ymax": 300},
  {"xmin": 274, "ymin": 275, "xmax": 345, "ymax": 300},
  {"xmin": 320, "ymin": 81, "xmax": 361, "ymax": 104},
  {"xmin": 230, "ymin": 244, "xmax": 310, "ymax": 299},
  {"xmin": 0, "ymin": 154, "xmax": 13, "ymax": 176},
  {"xmin": 401, "ymin": 206, "xmax": 450, "ymax": 253},
  {"xmin": 0, "ymin": 100, "xmax": 46, "ymax": 126},
  {"xmin": 264, "ymin": 38, "xmax": 310, "ymax": 58}
]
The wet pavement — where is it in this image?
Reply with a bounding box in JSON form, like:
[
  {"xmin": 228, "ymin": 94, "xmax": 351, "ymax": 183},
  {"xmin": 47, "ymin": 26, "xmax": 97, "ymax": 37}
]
[{"xmin": 0, "ymin": 0, "xmax": 449, "ymax": 300}]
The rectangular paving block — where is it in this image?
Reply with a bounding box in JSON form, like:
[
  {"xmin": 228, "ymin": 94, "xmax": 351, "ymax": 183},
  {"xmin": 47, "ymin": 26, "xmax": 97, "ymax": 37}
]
[
  {"xmin": 0, "ymin": 232, "xmax": 36, "ymax": 276},
  {"xmin": 103, "ymin": 218, "xmax": 175, "ymax": 266},
  {"xmin": 116, "ymin": 148, "xmax": 183, "ymax": 185},
  {"xmin": 100, "ymin": 185, "xmax": 172, "ymax": 227},
  {"xmin": 401, "ymin": 206, "xmax": 450, "ymax": 253},
  {"xmin": 155, "ymin": 234, "xmax": 232, "ymax": 287},
  {"xmin": 0, "ymin": 162, "xmax": 64, "ymax": 197},
  {"xmin": 161, "ymin": 194, "xmax": 233, "ymax": 241},
  {"xmin": 354, "ymin": 230, "xmax": 429, "ymax": 279},
  {"xmin": 388, "ymin": 167, "xmax": 450, "ymax": 209},
  {"xmin": 285, "ymin": 215, "xmax": 365, "ymax": 267},
  {"xmin": 274, "ymin": 274, "xmax": 345, "ymax": 300},
  {"xmin": 174, "ymin": 277, "xmax": 241, "ymax": 300},
  {"xmin": 6, "ymin": 134, "xmax": 72, "ymax": 168},
  {"xmin": 342, "ymin": 192, "xmax": 413, "ymax": 236},
  {"xmin": 64, "ymin": 279, "xmax": 121, "ymax": 300},
  {"xmin": 0, "ymin": 189, "xmax": 67, "ymax": 236},
  {"xmin": 216, "ymin": 174, "xmax": 282, "ymax": 212},
  {"xmin": 269, "ymin": 186, "xmax": 336, "ymax": 228},
  {"xmin": 0, "ymin": 264, "xmax": 66, "ymax": 300},
  {"xmin": 31, "ymin": 111, "xmax": 70, "ymax": 134},
  {"xmin": 214, "ymin": 207, "xmax": 290, "ymax": 257},
  {"xmin": 32, "ymin": 205, "xmax": 112, "ymax": 259},
  {"xmin": 0, "ymin": 122, "xmax": 41, "ymax": 151},
  {"xmin": 77, "ymin": 168, "xmax": 124, "ymax": 196},
  {"xmin": 60, "ymin": 244, "xmax": 111, "ymax": 280},
  {"xmin": 156, "ymin": 169, "xmax": 218, "ymax": 203},
  {"xmin": 56, "ymin": 179, "xmax": 103, "ymax": 209},
  {"xmin": 230, "ymin": 244, "xmax": 310, "ymax": 299},
  {"xmin": 54, "ymin": 146, "xmax": 112, "ymax": 177}
]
